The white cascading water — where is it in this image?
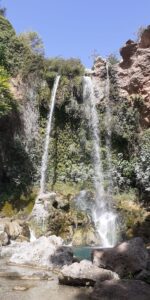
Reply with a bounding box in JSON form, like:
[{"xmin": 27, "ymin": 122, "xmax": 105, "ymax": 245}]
[
  {"xmin": 83, "ymin": 75, "xmax": 117, "ymax": 247},
  {"xmin": 29, "ymin": 228, "xmax": 36, "ymax": 242},
  {"xmin": 83, "ymin": 77, "xmax": 105, "ymax": 203},
  {"xmin": 39, "ymin": 75, "xmax": 60, "ymax": 195},
  {"xmin": 105, "ymin": 62, "xmax": 113, "ymax": 199}
]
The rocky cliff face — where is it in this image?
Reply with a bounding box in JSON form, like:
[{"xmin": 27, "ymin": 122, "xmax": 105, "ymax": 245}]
[
  {"xmin": 117, "ymin": 27, "xmax": 150, "ymax": 128},
  {"xmin": 92, "ymin": 26, "xmax": 150, "ymax": 129}
]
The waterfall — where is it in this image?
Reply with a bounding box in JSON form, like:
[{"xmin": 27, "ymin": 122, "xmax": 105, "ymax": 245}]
[
  {"xmin": 83, "ymin": 76, "xmax": 105, "ymax": 204},
  {"xmin": 29, "ymin": 228, "xmax": 36, "ymax": 242},
  {"xmin": 39, "ymin": 75, "xmax": 60, "ymax": 195},
  {"xmin": 105, "ymin": 62, "xmax": 113, "ymax": 200},
  {"xmin": 83, "ymin": 76, "xmax": 117, "ymax": 247}
]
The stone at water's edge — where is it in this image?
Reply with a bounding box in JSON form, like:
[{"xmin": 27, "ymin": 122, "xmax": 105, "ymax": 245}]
[
  {"xmin": 8, "ymin": 235, "xmax": 73, "ymax": 268},
  {"xmin": 90, "ymin": 279, "xmax": 150, "ymax": 300},
  {"xmin": 59, "ymin": 260, "xmax": 119, "ymax": 286},
  {"xmin": 92, "ymin": 237, "xmax": 149, "ymax": 277}
]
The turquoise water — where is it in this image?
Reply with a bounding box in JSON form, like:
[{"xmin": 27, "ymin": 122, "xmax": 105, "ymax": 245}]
[{"xmin": 73, "ymin": 247, "xmax": 93, "ymax": 261}]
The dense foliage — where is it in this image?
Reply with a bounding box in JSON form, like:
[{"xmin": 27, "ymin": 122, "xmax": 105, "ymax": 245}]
[
  {"xmin": 0, "ymin": 13, "xmax": 149, "ymax": 213},
  {"xmin": 0, "ymin": 66, "xmax": 15, "ymax": 117}
]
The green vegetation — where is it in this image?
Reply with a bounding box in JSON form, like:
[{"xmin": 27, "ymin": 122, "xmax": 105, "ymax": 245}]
[
  {"xmin": 0, "ymin": 66, "xmax": 16, "ymax": 117},
  {"xmin": 0, "ymin": 12, "xmax": 149, "ymax": 225},
  {"xmin": 135, "ymin": 129, "xmax": 150, "ymax": 197},
  {"xmin": 115, "ymin": 190, "xmax": 148, "ymax": 239},
  {"xmin": 107, "ymin": 53, "xmax": 119, "ymax": 65}
]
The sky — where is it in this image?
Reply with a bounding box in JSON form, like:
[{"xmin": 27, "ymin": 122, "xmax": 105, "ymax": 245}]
[{"xmin": 1, "ymin": 0, "xmax": 150, "ymax": 67}]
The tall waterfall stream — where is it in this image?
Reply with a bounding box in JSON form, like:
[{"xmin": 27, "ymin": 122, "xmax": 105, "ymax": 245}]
[
  {"xmin": 40, "ymin": 75, "xmax": 60, "ymax": 195},
  {"xmin": 83, "ymin": 73, "xmax": 117, "ymax": 247}
]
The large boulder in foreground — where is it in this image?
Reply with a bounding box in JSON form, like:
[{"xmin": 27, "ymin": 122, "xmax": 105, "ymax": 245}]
[
  {"xmin": 59, "ymin": 260, "xmax": 119, "ymax": 286},
  {"xmin": 92, "ymin": 238, "xmax": 149, "ymax": 277},
  {"xmin": 90, "ymin": 279, "xmax": 150, "ymax": 300},
  {"xmin": 9, "ymin": 235, "xmax": 73, "ymax": 268}
]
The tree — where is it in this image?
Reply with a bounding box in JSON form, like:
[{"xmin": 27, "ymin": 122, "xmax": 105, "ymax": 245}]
[
  {"xmin": 107, "ymin": 53, "xmax": 119, "ymax": 65},
  {"xmin": 18, "ymin": 32, "xmax": 44, "ymax": 56},
  {"xmin": 0, "ymin": 0, "xmax": 6, "ymax": 16}
]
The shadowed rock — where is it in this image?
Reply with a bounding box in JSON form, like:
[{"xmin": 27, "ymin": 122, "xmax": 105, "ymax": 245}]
[
  {"xmin": 92, "ymin": 238, "xmax": 149, "ymax": 277},
  {"xmin": 90, "ymin": 279, "xmax": 150, "ymax": 300}
]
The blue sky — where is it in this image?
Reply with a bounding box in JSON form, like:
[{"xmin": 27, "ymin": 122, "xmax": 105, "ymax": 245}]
[{"xmin": 2, "ymin": 0, "xmax": 150, "ymax": 67}]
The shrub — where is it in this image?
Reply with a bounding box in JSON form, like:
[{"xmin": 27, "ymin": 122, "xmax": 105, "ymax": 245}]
[
  {"xmin": 0, "ymin": 66, "xmax": 16, "ymax": 117},
  {"xmin": 135, "ymin": 129, "xmax": 150, "ymax": 194}
]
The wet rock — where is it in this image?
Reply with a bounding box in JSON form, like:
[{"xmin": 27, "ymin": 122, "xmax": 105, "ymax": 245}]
[
  {"xmin": 90, "ymin": 279, "xmax": 150, "ymax": 300},
  {"xmin": 59, "ymin": 260, "xmax": 119, "ymax": 286},
  {"xmin": 92, "ymin": 238, "xmax": 149, "ymax": 277}
]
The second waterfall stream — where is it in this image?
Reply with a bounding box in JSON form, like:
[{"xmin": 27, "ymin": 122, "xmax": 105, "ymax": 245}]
[
  {"xmin": 83, "ymin": 74, "xmax": 117, "ymax": 247},
  {"xmin": 40, "ymin": 75, "xmax": 60, "ymax": 195}
]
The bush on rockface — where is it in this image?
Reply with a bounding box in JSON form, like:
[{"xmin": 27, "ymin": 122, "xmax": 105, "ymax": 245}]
[
  {"xmin": 46, "ymin": 57, "xmax": 84, "ymax": 77},
  {"xmin": 0, "ymin": 66, "xmax": 17, "ymax": 117},
  {"xmin": 112, "ymin": 154, "xmax": 136, "ymax": 192},
  {"xmin": 45, "ymin": 58, "xmax": 84, "ymax": 110},
  {"xmin": 115, "ymin": 190, "xmax": 148, "ymax": 239},
  {"xmin": 135, "ymin": 129, "xmax": 150, "ymax": 199}
]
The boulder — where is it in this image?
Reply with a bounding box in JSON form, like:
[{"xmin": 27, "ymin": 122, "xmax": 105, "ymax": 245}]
[
  {"xmin": 72, "ymin": 226, "xmax": 100, "ymax": 246},
  {"xmin": 90, "ymin": 279, "xmax": 150, "ymax": 300},
  {"xmin": 59, "ymin": 260, "xmax": 119, "ymax": 286},
  {"xmin": 120, "ymin": 40, "xmax": 137, "ymax": 61},
  {"xmin": 92, "ymin": 238, "xmax": 149, "ymax": 277},
  {"xmin": 0, "ymin": 241, "xmax": 21, "ymax": 257},
  {"xmin": 9, "ymin": 235, "xmax": 73, "ymax": 268},
  {"xmin": 50, "ymin": 246, "xmax": 73, "ymax": 266},
  {"xmin": 0, "ymin": 231, "xmax": 9, "ymax": 246},
  {"xmin": 4, "ymin": 220, "xmax": 30, "ymax": 241},
  {"xmin": 135, "ymin": 269, "xmax": 150, "ymax": 284},
  {"xmin": 5, "ymin": 221, "xmax": 22, "ymax": 239}
]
